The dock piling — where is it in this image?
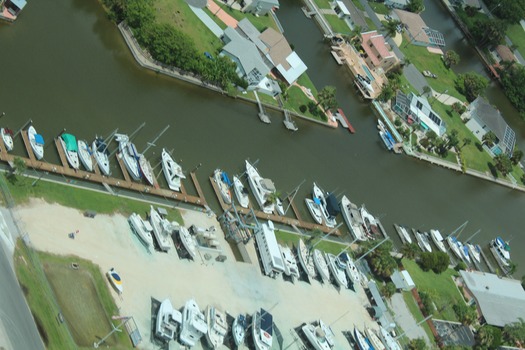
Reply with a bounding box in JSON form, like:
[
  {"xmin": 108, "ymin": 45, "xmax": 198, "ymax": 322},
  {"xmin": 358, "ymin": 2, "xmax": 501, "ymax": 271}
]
[{"xmin": 14, "ymin": 119, "xmax": 32, "ymax": 138}]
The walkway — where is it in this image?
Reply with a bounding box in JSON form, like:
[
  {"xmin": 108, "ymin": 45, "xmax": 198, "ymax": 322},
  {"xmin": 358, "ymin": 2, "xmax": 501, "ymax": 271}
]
[
  {"xmin": 389, "ymin": 293, "xmax": 431, "ymax": 345},
  {"xmin": 206, "ymin": 0, "xmax": 238, "ymax": 28},
  {"xmin": 189, "ymin": 4, "xmax": 225, "ymax": 38}
]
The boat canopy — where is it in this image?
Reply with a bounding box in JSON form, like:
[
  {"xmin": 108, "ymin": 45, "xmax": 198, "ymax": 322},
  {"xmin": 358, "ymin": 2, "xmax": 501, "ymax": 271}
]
[
  {"xmin": 313, "ymin": 197, "xmax": 321, "ymax": 205},
  {"xmin": 61, "ymin": 133, "xmax": 78, "ymax": 152},
  {"xmin": 261, "ymin": 178, "xmax": 276, "ymax": 192},
  {"xmin": 221, "ymin": 171, "xmax": 232, "ymax": 187},
  {"xmin": 326, "ymin": 194, "xmax": 341, "ymax": 216},
  {"xmin": 260, "ymin": 309, "xmax": 273, "ymax": 335},
  {"xmin": 35, "ymin": 134, "xmax": 44, "ymax": 145},
  {"xmin": 496, "ymin": 236, "xmax": 510, "ymax": 251}
]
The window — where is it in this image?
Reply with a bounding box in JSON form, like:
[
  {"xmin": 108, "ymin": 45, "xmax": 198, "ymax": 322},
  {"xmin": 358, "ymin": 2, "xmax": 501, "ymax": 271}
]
[{"xmin": 416, "ymin": 101, "xmax": 423, "ymax": 110}]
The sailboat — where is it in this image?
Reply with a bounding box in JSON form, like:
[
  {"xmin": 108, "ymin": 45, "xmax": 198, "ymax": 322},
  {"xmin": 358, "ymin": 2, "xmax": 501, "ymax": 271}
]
[
  {"xmin": 161, "ymin": 148, "xmax": 185, "ymax": 192},
  {"xmin": 92, "ymin": 136, "xmax": 111, "ymax": 176},
  {"xmin": 77, "ymin": 139, "xmax": 93, "ymax": 172},
  {"xmin": 114, "ymin": 133, "xmax": 141, "ymax": 181}
]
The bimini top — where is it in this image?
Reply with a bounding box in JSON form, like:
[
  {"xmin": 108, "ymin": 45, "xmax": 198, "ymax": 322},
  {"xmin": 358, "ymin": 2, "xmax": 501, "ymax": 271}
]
[
  {"xmin": 326, "ymin": 193, "xmax": 341, "ymax": 216},
  {"xmin": 260, "ymin": 309, "xmax": 273, "ymax": 336},
  {"xmin": 35, "ymin": 134, "xmax": 44, "ymax": 145},
  {"xmin": 221, "ymin": 171, "xmax": 232, "ymax": 187},
  {"xmin": 61, "ymin": 133, "xmax": 78, "ymax": 152}
]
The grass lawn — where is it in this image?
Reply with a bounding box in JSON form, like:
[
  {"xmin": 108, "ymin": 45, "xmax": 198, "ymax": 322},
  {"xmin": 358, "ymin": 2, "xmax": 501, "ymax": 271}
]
[
  {"xmin": 275, "ymin": 230, "xmax": 350, "ymax": 255},
  {"xmin": 455, "ymin": 7, "xmax": 489, "ymax": 32},
  {"xmin": 325, "ymin": 15, "xmax": 351, "ymax": 35},
  {"xmin": 297, "ymin": 74, "xmax": 319, "ymax": 96},
  {"xmin": 507, "ymin": 24, "xmax": 525, "ymax": 63},
  {"xmin": 313, "ymin": 0, "xmax": 332, "ymax": 9},
  {"xmin": 401, "ymin": 291, "xmax": 438, "ymax": 346},
  {"xmin": 283, "ymin": 86, "xmax": 325, "ymax": 121},
  {"xmin": 365, "ymin": 17, "xmax": 377, "ymax": 31},
  {"xmin": 402, "ymin": 258, "xmax": 461, "ymax": 321},
  {"xmin": 204, "ymin": 7, "xmax": 228, "ymax": 30},
  {"xmin": 369, "ymin": 2, "xmax": 390, "ymax": 15},
  {"xmin": 351, "ymin": 0, "xmax": 365, "ymax": 11},
  {"xmin": 213, "ymin": 1, "xmax": 279, "ymax": 32},
  {"xmin": 6, "ymin": 176, "xmax": 183, "ymax": 224}
]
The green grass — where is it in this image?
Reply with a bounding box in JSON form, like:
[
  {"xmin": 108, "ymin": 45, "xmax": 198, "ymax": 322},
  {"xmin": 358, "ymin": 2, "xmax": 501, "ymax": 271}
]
[
  {"xmin": 257, "ymin": 92, "xmax": 279, "ymax": 107},
  {"xmin": 402, "ymin": 258, "xmax": 461, "ymax": 321},
  {"xmin": 365, "ymin": 17, "xmax": 377, "ymax": 31},
  {"xmin": 213, "ymin": 1, "xmax": 279, "ymax": 32},
  {"xmin": 6, "ymin": 176, "xmax": 183, "ymax": 224},
  {"xmin": 370, "ymin": 2, "xmax": 390, "ymax": 15},
  {"xmin": 296, "ymin": 73, "xmax": 319, "ymax": 96},
  {"xmin": 283, "ymin": 86, "xmax": 325, "ymax": 121},
  {"xmin": 455, "ymin": 7, "xmax": 489, "ymax": 32},
  {"xmin": 203, "ymin": 7, "xmax": 228, "ymax": 30},
  {"xmin": 325, "ymin": 15, "xmax": 351, "ymax": 34},
  {"xmin": 351, "ymin": 0, "xmax": 365, "ymax": 11},
  {"xmin": 401, "ymin": 291, "xmax": 438, "ymax": 346},
  {"xmin": 313, "ymin": 0, "xmax": 332, "ymax": 9},
  {"xmin": 275, "ymin": 230, "xmax": 350, "ymax": 255},
  {"xmin": 506, "ymin": 24, "xmax": 525, "ymax": 63}
]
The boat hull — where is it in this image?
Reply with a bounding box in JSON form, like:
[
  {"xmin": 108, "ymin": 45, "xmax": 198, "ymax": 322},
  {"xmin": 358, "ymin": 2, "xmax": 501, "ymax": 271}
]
[
  {"xmin": 161, "ymin": 148, "xmax": 184, "ymax": 192},
  {"xmin": 77, "ymin": 140, "xmax": 93, "ymax": 172},
  {"xmin": 233, "ymin": 176, "xmax": 249, "ymax": 208},
  {"xmin": 92, "ymin": 138, "xmax": 111, "ymax": 176},
  {"xmin": 1, "ymin": 128, "xmax": 13, "ymax": 151},
  {"xmin": 305, "ymin": 198, "xmax": 323, "ymax": 225},
  {"xmin": 313, "ymin": 249, "xmax": 330, "ymax": 283},
  {"xmin": 246, "ymin": 160, "xmax": 274, "ymax": 214},
  {"xmin": 28, "ymin": 126, "xmax": 44, "ymax": 160},
  {"xmin": 297, "ymin": 239, "xmax": 317, "ymax": 279},
  {"xmin": 107, "ymin": 268, "xmax": 123, "ymax": 294}
]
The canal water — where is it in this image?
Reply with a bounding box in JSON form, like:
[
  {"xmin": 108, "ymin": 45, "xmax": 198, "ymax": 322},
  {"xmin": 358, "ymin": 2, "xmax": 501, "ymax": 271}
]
[{"xmin": 0, "ymin": 0, "xmax": 523, "ymax": 275}]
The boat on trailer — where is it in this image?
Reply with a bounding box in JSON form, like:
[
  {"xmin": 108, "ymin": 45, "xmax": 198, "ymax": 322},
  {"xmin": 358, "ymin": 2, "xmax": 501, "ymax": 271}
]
[{"xmin": 106, "ymin": 268, "xmax": 123, "ymax": 294}]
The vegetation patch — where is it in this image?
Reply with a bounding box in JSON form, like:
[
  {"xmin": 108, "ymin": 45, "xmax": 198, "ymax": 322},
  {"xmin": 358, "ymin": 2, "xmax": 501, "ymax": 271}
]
[
  {"xmin": 506, "ymin": 24, "xmax": 525, "ymax": 60},
  {"xmin": 370, "ymin": 2, "xmax": 390, "ymax": 15},
  {"xmin": 313, "ymin": 0, "xmax": 332, "ymax": 9},
  {"xmin": 325, "ymin": 15, "xmax": 351, "ymax": 34},
  {"xmin": 401, "ymin": 292, "xmax": 438, "ymax": 346},
  {"xmin": 275, "ymin": 230, "xmax": 349, "ymax": 255}
]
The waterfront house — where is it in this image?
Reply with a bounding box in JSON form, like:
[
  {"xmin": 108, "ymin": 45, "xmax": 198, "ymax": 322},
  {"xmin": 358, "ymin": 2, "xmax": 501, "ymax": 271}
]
[
  {"xmin": 358, "ymin": 31, "xmax": 399, "ymax": 74},
  {"xmin": 241, "ymin": 0, "xmax": 279, "ymax": 16},
  {"xmin": 464, "ymin": 97, "xmax": 516, "ymax": 157},
  {"xmin": 384, "ymin": 0, "xmax": 409, "ymax": 10},
  {"xmin": 333, "ymin": 1, "xmax": 350, "ymax": 20},
  {"xmin": 1, "ymin": 0, "xmax": 26, "ymax": 20},
  {"xmin": 491, "ymin": 45, "xmax": 517, "ymax": 65},
  {"xmin": 336, "ymin": 0, "xmax": 368, "ymax": 31},
  {"xmin": 392, "ymin": 9, "xmax": 445, "ymax": 48},
  {"xmin": 392, "ymin": 91, "xmax": 446, "ymax": 136}
]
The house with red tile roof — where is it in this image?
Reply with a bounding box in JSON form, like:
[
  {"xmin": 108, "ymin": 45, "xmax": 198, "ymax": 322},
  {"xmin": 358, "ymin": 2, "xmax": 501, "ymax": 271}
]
[{"xmin": 359, "ymin": 31, "xmax": 399, "ymax": 73}]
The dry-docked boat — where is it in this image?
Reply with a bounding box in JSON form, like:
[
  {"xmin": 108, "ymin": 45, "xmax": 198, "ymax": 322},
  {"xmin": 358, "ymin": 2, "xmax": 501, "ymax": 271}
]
[
  {"xmin": 179, "ymin": 226, "xmax": 197, "ymax": 259},
  {"xmin": 365, "ymin": 326, "xmax": 386, "ymax": 350},
  {"xmin": 302, "ymin": 319, "xmax": 335, "ymax": 350},
  {"xmin": 179, "ymin": 299, "xmax": 208, "ymax": 347},
  {"xmin": 255, "ymin": 220, "xmax": 286, "ymax": 278},
  {"xmin": 232, "ymin": 314, "xmax": 247, "ymax": 347},
  {"xmin": 252, "ymin": 308, "xmax": 273, "ymax": 350},
  {"xmin": 155, "ymin": 298, "xmax": 182, "ymax": 342},
  {"xmin": 379, "ymin": 326, "xmax": 402, "ymax": 350},
  {"xmin": 205, "ymin": 306, "xmax": 228, "ymax": 349},
  {"xmin": 313, "ymin": 249, "xmax": 331, "ymax": 284},
  {"xmin": 354, "ymin": 326, "xmax": 371, "ymax": 350},
  {"xmin": 326, "ymin": 253, "xmax": 348, "ymax": 289},
  {"xmin": 128, "ymin": 212, "xmax": 154, "ymax": 249},
  {"xmin": 338, "ymin": 252, "xmax": 361, "ymax": 288},
  {"xmin": 297, "ymin": 238, "xmax": 317, "ymax": 280},
  {"xmin": 106, "ymin": 268, "xmax": 123, "ymax": 294},
  {"xmin": 279, "ymin": 244, "xmax": 300, "ymax": 282},
  {"xmin": 149, "ymin": 205, "xmax": 173, "ymax": 252}
]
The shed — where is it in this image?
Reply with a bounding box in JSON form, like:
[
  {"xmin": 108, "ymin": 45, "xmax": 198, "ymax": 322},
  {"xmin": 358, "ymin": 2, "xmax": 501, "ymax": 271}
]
[{"xmin": 391, "ymin": 269, "xmax": 415, "ymax": 291}]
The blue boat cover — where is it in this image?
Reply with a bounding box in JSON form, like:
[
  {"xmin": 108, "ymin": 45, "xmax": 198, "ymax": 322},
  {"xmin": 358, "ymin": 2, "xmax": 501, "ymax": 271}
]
[
  {"xmin": 221, "ymin": 171, "xmax": 232, "ymax": 186},
  {"xmin": 260, "ymin": 309, "xmax": 273, "ymax": 335},
  {"xmin": 313, "ymin": 197, "xmax": 321, "ymax": 205},
  {"xmin": 35, "ymin": 134, "xmax": 44, "ymax": 145}
]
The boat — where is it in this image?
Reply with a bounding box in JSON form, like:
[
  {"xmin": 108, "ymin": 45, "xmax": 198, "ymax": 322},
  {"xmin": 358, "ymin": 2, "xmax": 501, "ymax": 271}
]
[
  {"xmin": 213, "ymin": 169, "xmax": 232, "ymax": 205},
  {"xmin": 179, "ymin": 226, "xmax": 197, "ymax": 259},
  {"xmin": 155, "ymin": 298, "xmax": 182, "ymax": 342},
  {"xmin": 394, "ymin": 224, "xmax": 412, "ymax": 244},
  {"xmin": 128, "ymin": 212, "xmax": 154, "ymax": 248},
  {"xmin": 326, "ymin": 253, "xmax": 348, "ymax": 289},
  {"xmin": 312, "ymin": 183, "xmax": 337, "ymax": 228},
  {"xmin": 161, "ymin": 148, "xmax": 185, "ymax": 192},
  {"xmin": 114, "ymin": 133, "xmax": 141, "ymax": 181},
  {"xmin": 365, "ymin": 327, "xmax": 386, "ymax": 350},
  {"xmin": 379, "ymin": 130, "xmax": 393, "ymax": 151},
  {"xmin": 302, "ymin": 319, "xmax": 335, "ymax": 350},
  {"xmin": 149, "ymin": 205, "xmax": 173, "ymax": 252},
  {"xmin": 356, "ymin": 73, "xmax": 374, "ymax": 93},
  {"xmin": 77, "ymin": 139, "xmax": 93, "ymax": 172},
  {"xmin": 59, "ymin": 133, "xmax": 80, "ymax": 170},
  {"xmin": 28, "ymin": 125, "xmax": 44, "ymax": 160},
  {"xmin": 106, "ymin": 268, "xmax": 123, "ymax": 294},
  {"xmin": 255, "ymin": 221, "xmax": 286, "ymax": 278},
  {"xmin": 415, "ymin": 231, "xmax": 432, "ymax": 252},
  {"xmin": 360, "ymin": 206, "xmax": 381, "ymax": 239},
  {"xmin": 275, "ymin": 196, "xmax": 285, "ymax": 216},
  {"xmin": 179, "ymin": 298, "xmax": 208, "ymax": 347},
  {"xmin": 378, "ymin": 326, "xmax": 402, "ymax": 350},
  {"xmin": 467, "ymin": 243, "xmax": 481, "ymax": 263},
  {"xmin": 92, "ymin": 136, "xmax": 111, "ymax": 176},
  {"xmin": 430, "ymin": 229, "xmax": 447, "ymax": 253},
  {"xmin": 232, "ymin": 314, "xmax": 247, "ymax": 347},
  {"xmin": 354, "ymin": 327, "xmax": 371, "ymax": 350},
  {"xmin": 338, "ymin": 252, "xmax": 360, "ymax": 288},
  {"xmin": 446, "ymin": 236, "xmax": 463, "ymax": 260},
  {"xmin": 457, "ymin": 240, "xmax": 471, "ymax": 263},
  {"xmin": 313, "ymin": 249, "xmax": 331, "ymax": 283},
  {"xmin": 490, "ymin": 236, "xmax": 511, "ymax": 269},
  {"xmin": 252, "ymin": 308, "xmax": 273, "ymax": 350},
  {"xmin": 340, "ymin": 196, "xmax": 367, "ymax": 241},
  {"xmin": 297, "ymin": 238, "xmax": 317, "ymax": 279},
  {"xmin": 1, "ymin": 127, "xmax": 14, "ymax": 151},
  {"xmin": 245, "ymin": 160, "xmax": 276, "ymax": 214},
  {"xmin": 305, "ymin": 198, "xmax": 323, "ymax": 225},
  {"xmin": 232, "ymin": 175, "xmax": 249, "ymax": 208},
  {"xmin": 138, "ymin": 153, "xmax": 155, "ymax": 185},
  {"xmin": 205, "ymin": 306, "xmax": 228, "ymax": 349},
  {"xmin": 279, "ymin": 244, "xmax": 300, "ymax": 282}
]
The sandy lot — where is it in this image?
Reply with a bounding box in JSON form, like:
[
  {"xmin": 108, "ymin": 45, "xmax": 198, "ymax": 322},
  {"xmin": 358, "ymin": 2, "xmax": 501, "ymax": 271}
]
[{"xmin": 17, "ymin": 199, "xmax": 377, "ymax": 350}]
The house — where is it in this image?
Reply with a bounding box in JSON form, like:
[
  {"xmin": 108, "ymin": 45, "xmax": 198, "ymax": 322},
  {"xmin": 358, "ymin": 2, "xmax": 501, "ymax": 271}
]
[
  {"xmin": 338, "ymin": 0, "xmax": 368, "ymax": 30},
  {"xmin": 459, "ymin": 270, "xmax": 525, "ymax": 328},
  {"xmin": 492, "ymin": 45, "xmax": 517, "ymax": 64},
  {"xmin": 4, "ymin": 0, "xmax": 26, "ymax": 16},
  {"xmin": 333, "ymin": 1, "xmax": 351, "ymax": 20},
  {"xmin": 241, "ymin": 0, "xmax": 279, "ymax": 16},
  {"xmin": 465, "ymin": 97, "xmax": 516, "ymax": 156},
  {"xmin": 392, "ymin": 91, "xmax": 446, "ymax": 136},
  {"xmin": 359, "ymin": 31, "xmax": 399, "ymax": 73},
  {"xmin": 392, "ymin": 9, "xmax": 445, "ymax": 48},
  {"xmin": 390, "ymin": 269, "xmax": 415, "ymax": 291},
  {"xmin": 384, "ymin": 0, "xmax": 409, "ymax": 10}
]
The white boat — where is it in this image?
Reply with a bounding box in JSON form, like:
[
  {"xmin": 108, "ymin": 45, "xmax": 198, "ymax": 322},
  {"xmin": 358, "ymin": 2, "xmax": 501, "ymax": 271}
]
[
  {"xmin": 114, "ymin": 133, "xmax": 141, "ymax": 181},
  {"xmin": 326, "ymin": 253, "xmax": 348, "ymax": 289},
  {"xmin": 357, "ymin": 73, "xmax": 374, "ymax": 93},
  {"xmin": 252, "ymin": 308, "xmax": 273, "ymax": 350},
  {"xmin": 128, "ymin": 212, "xmax": 154, "ymax": 249},
  {"xmin": 302, "ymin": 319, "xmax": 335, "ymax": 350},
  {"xmin": 28, "ymin": 125, "xmax": 44, "ymax": 160},
  {"xmin": 232, "ymin": 175, "xmax": 249, "ymax": 208},
  {"xmin": 365, "ymin": 327, "xmax": 386, "ymax": 350},
  {"xmin": 447, "ymin": 236, "xmax": 463, "ymax": 260},
  {"xmin": 77, "ymin": 139, "xmax": 93, "ymax": 172},
  {"xmin": 313, "ymin": 249, "xmax": 331, "ymax": 283},
  {"xmin": 378, "ymin": 326, "xmax": 402, "ymax": 350},
  {"xmin": 275, "ymin": 197, "xmax": 285, "ymax": 216},
  {"xmin": 179, "ymin": 226, "xmax": 197, "ymax": 259},
  {"xmin": 415, "ymin": 231, "xmax": 432, "ymax": 252},
  {"xmin": 305, "ymin": 198, "xmax": 323, "ymax": 225},
  {"xmin": 340, "ymin": 196, "xmax": 367, "ymax": 241},
  {"xmin": 1, "ymin": 127, "xmax": 13, "ymax": 151},
  {"xmin": 205, "ymin": 306, "xmax": 228, "ymax": 349},
  {"xmin": 467, "ymin": 243, "xmax": 481, "ymax": 263},
  {"xmin": 394, "ymin": 224, "xmax": 412, "ymax": 244},
  {"xmin": 92, "ymin": 137, "xmax": 111, "ymax": 176},
  {"xmin": 106, "ymin": 268, "xmax": 123, "ymax": 294},
  {"xmin": 360, "ymin": 206, "xmax": 381, "ymax": 239},
  {"xmin": 338, "ymin": 252, "xmax": 361, "ymax": 287},
  {"xmin": 213, "ymin": 168, "xmax": 232, "ymax": 205},
  {"xmin": 430, "ymin": 229, "xmax": 447, "ymax": 253},
  {"xmin": 279, "ymin": 244, "xmax": 300, "ymax": 282},
  {"xmin": 354, "ymin": 327, "xmax": 371, "ymax": 350},
  {"xmin": 156, "ymin": 298, "xmax": 182, "ymax": 342},
  {"xmin": 149, "ymin": 205, "xmax": 173, "ymax": 252},
  {"xmin": 59, "ymin": 133, "xmax": 80, "ymax": 170},
  {"xmin": 255, "ymin": 221, "xmax": 286, "ymax": 278},
  {"xmin": 245, "ymin": 160, "xmax": 275, "ymax": 214},
  {"xmin": 138, "ymin": 154, "xmax": 155, "ymax": 185},
  {"xmin": 312, "ymin": 183, "xmax": 336, "ymax": 228},
  {"xmin": 297, "ymin": 238, "xmax": 317, "ymax": 279},
  {"xmin": 161, "ymin": 148, "xmax": 185, "ymax": 192},
  {"xmin": 457, "ymin": 240, "xmax": 471, "ymax": 263},
  {"xmin": 490, "ymin": 236, "xmax": 511, "ymax": 269},
  {"xmin": 179, "ymin": 299, "xmax": 208, "ymax": 347},
  {"xmin": 232, "ymin": 314, "xmax": 247, "ymax": 347}
]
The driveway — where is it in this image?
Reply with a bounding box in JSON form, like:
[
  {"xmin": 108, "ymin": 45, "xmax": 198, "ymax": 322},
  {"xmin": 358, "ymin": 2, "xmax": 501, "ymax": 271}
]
[{"xmin": 389, "ymin": 293, "xmax": 431, "ymax": 345}]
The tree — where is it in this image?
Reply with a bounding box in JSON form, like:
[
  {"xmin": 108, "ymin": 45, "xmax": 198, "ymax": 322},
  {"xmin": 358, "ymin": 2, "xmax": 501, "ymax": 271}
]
[
  {"xmin": 487, "ymin": 0, "xmax": 525, "ymax": 24},
  {"xmin": 307, "ymin": 228, "xmax": 323, "ymax": 247},
  {"xmin": 493, "ymin": 154, "xmax": 513, "ymax": 176},
  {"xmin": 383, "ymin": 20, "xmax": 401, "ymax": 38},
  {"xmin": 511, "ymin": 149, "xmax": 523, "ymax": 165},
  {"xmin": 453, "ymin": 303, "xmax": 477, "ymax": 325},
  {"xmin": 316, "ymin": 86, "xmax": 337, "ymax": 111},
  {"xmin": 447, "ymin": 129, "xmax": 460, "ymax": 150},
  {"xmin": 401, "ymin": 243, "xmax": 420, "ymax": 259},
  {"xmin": 124, "ymin": 0, "xmax": 155, "ymax": 29},
  {"xmin": 406, "ymin": 0, "xmax": 424, "ymax": 13},
  {"xmin": 471, "ymin": 18, "xmax": 507, "ymax": 48},
  {"xmin": 482, "ymin": 131, "xmax": 497, "ymax": 147},
  {"xmin": 456, "ymin": 73, "xmax": 489, "ymax": 102},
  {"xmin": 422, "ymin": 85, "xmax": 432, "ymax": 98},
  {"xmin": 503, "ymin": 318, "xmax": 525, "ymax": 346},
  {"xmin": 360, "ymin": 240, "xmax": 398, "ymax": 278},
  {"xmin": 381, "ymin": 282, "xmax": 397, "ymax": 299},
  {"xmin": 419, "ymin": 251, "xmax": 450, "ymax": 274},
  {"xmin": 499, "ymin": 65, "xmax": 525, "ymax": 116},
  {"xmin": 408, "ymin": 338, "xmax": 427, "ymax": 350},
  {"xmin": 13, "ymin": 157, "xmax": 26, "ymax": 177},
  {"xmin": 462, "ymin": 138, "xmax": 472, "ymax": 149},
  {"xmin": 444, "ymin": 50, "xmax": 460, "ymax": 68},
  {"xmin": 475, "ymin": 324, "xmax": 502, "ymax": 349},
  {"xmin": 505, "ymin": 260, "xmax": 517, "ymax": 276}
]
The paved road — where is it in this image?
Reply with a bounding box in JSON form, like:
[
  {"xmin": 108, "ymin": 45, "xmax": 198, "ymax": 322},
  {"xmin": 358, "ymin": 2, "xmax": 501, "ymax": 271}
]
[
  {"xmin": 0, "ymin": 209, "xmax": 45, "ymax": 350},
  {"xmin": 389, "ymin": 293, "xmax": 430, "ymax": 345}
]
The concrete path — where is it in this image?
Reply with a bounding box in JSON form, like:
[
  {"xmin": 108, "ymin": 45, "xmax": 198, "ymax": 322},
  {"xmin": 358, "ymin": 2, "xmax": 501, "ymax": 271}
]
[
  {"xmin": 189, "ymin": 4, "xmax": 225, "ymax": 37},
  {"xmin": 389, "ymin": 293, "xmax": 431, "ymax": 344},
  {"xmin": 207, "ymin": 0, "xmax": 238, "ymax": 28}
]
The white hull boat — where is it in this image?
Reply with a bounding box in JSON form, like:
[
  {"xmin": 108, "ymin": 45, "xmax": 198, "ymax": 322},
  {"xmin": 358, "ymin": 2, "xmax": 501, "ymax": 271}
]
[
  {"xmin": 312, "ymin": 182, "xmax": 336, "ymax": 228},
  {"xmin": 365, "ymin": 327, "xmax": 386, "ymax": 350},
  {"xmin": 326, "ymin": 253, "xmax": 348, "ymax": 289},
  {"xmin": 161, "ymin": 148, "xmax": 185, "ymax": 192},
  {"xmin": 232, "ymin": 175, "xmax": 249, "ymax": 208},
  {"xmin": 245, "ymin": 160, "xmax": 275, "ymax": 214},
  {"xmin": 149, "ymin": 205, "xmax": 173, "ymax": 252},
  {"xmin": 77, "ymin": 139, "xmax": 93, "ymax": 172},
  {"xmin": 1, "ymin": 128, "xmax": 13, "ymax": 152},
  {"xmin": 430, "ymin": 229, "xmax": 447, "ymax": 253},
  {"xmin": 447, "ymin": 236, "xmax": 463, "ymax": 260},
  {"xmin": 128, "ymin": 212, "xmax": 154, "ymax": 248},
  {"xmin": 275, "ymin": 197, "xmax": 285, "ymax": 216},
  {"xmin": 139, "ymin": 154, "xmax": 155, "ymax": 185},
  {"xmin": 28, "ymin": 125, "xmax": 44, "ymax": 160},
  {"xmin": 490, "ymin": 236, "xmax": 511, "ymax": 269},
  {"xmin": 360, "ymin": 206, "xmax": 380, "ymax": 239},
  {"xmin": 232, "ymin": 314, "xmax": 247, "ymax": 347},
  {"xmin": 156, "ymin": 298, "xmax": 182, "ymax": 342},
  {"xmin": 297, "ymin": 238, "xmax": 317, "ymax": 279},
  {"xmin": 279, "ymin": 244, "xmax": 300, "ymax": 282},
  {"xmin": 379, "ymin": 326, "xmax": 402, "ymax": 350},
  {"xmin": 395, "ymin": 224, "xmax": 412, "ymax": 244},
  {"xmin": 213, "ymin": 169, "xmax": 232, "ymax": 204},
  {"xmin": 338, "ymin": 252, "xmax": 360, "ymax": 288},
  {"xmin": 115, "ymin": 133, "xmax": 141, "ymax": 181},
  {"xmin": 106, "ymin": 268, "xmax": 123, "ymax": 294},
  {"xmin": 180, "ymin": 299, "xmax": 208, "ymax": 347},
  {"xmin": 415, "ymin": 231, "xmax": 432, "ymax": 252},
  {"xmin": 305, "ymin": 198, "xmax": 323, "ymax": 225},
  {"xmin": 313, "ymin": 249, "xmax": 331, "ymax": 283},
  {"xmin": 458, "ymin": 240, "xmax": 471, "ymax": 263},
  {"xmin": 179, "ymin": 226, "xmax": 197, "ymax": 259},
  {"xmin": 354, "ymin": 327, "xmax": 371, "ymax": 350},
  {"xmin": 340, "ymin": 196, "xmax": 367, "ymax": 241},
  {"xmin": 59, "ymin": 133, "xmax": 80, "ymax": 170},
  {"xmin": 92, "ymin": 137, "xmax": 111, "ymax": 176},
  {"xmin": 205, "ymin": 306, "xmax": 228, "ymax": 349},
  {"xmin": 252, "ymin": 308, "xmax": 273, "ymax": 350},
  {"xmin": 467, "ymin": 243, "xmax": 481, "ymax": 263},
  {"xmin": 302, "ymin": 319, "xmax": 335, "ymax": 350}
]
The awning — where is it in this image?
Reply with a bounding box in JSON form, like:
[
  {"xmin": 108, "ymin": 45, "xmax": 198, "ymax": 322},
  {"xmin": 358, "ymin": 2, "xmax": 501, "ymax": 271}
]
[{"xmin": 61, "ymin": 133, "xmax": 78, "ymax": 152}]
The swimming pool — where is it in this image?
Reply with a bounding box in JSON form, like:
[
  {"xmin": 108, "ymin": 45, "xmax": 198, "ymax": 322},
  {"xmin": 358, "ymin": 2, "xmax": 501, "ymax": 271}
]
[{"xmin": 362, "ymin": 64, "xmax": 375, "ymax": 81}]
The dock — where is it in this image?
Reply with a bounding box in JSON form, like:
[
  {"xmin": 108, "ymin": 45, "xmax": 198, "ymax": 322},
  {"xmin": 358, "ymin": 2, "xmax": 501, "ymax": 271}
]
[
  {"xmin": 334, "ymin": 108, "xmax": 354, "ymax": 133},
  {"xmin": 393, "ymin": 224, "xmax": 409, "ymax": 244},
  {"xmin": 479, "ymin": 247, "xmax": 496, "ymax": 274},
  {"xmin": 283, "ymin": 109, "xmax": 298, "ymax": 131}
]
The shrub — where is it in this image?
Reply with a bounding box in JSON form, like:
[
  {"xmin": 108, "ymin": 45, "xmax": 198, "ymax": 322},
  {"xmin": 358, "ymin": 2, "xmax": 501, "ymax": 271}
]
[
  {"xmin": 299, "ymin": 105, "xmax": 307, "ymax": 113},
  {"xmin": 418, "ymin": 251, "xmax": 450, "ymax": 274}
]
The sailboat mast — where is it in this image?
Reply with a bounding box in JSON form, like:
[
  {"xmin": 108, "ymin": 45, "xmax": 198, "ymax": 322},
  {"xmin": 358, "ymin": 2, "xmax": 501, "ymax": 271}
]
[{"xmin": 142, "ymin": 125, "xmax": 170, "ymax": 155}]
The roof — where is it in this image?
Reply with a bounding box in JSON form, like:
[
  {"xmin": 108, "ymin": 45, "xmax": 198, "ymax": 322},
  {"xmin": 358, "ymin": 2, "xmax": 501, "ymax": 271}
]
[
  {"xmin": 335, "ymin": 1, "xmax": 350, "ymax": 16},
  {"xmin": 10, "ymin": 0, "xmax": 27, "ymax": 10},
  {"xmin": 391, "ymin": 269, "xmax": 415, "ymax": 290},
  {"xmin": 275, "ymin": 52, "xmax": 307, "ymax": 84},
  {"xmin": 361, "ymin": 31, "xmax": 395, "ymax": 66},
  {"xmin": 401, "ymin": 92, "xmax": 445, "ymax": 136},
  {"xmin": 393, "ymin": 9, "xmax": 430, "ymax": 44},
  {"xmin": 237, "ymin": 19, "xmax": 267, "ymax": 53},
  {"xmin": 495, "ymin": 45, "xmax": 516, "ymax": 63},
  {"xmin": 61, "ymin": 133, "xmax": 78, "ymax": 152},
  {"xmin": 260, "ymin": 27, "xmax": 292, "ymax": 69},
  {"xmin": 460, "ymin": 270, "xmax": 525, "ymax": 327},
  {"xmin": 345, "ymin": 0, "xmax": 368, "ymax": 29}
]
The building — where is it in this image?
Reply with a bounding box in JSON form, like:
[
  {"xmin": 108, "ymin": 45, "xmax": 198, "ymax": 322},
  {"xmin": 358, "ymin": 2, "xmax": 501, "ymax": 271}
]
[
  {"xmin": 459, "ymin": 270, "xmax": 525, "ymax": 327},
  {"xmin": 337, "ymin": 0, "xmax": 368, "ymax": 30},
  {"xmin": 392, "ymin": 91, "xmax": 446, "ymax": 136},
  {"xmin": 241, "ymin": 0, "xmax": 279, "ymax": 16},
  {"xmin": 1, "ymin": 0, "xmax": 26, "ymax": 19},
  {"xmin": 465, "ymin": 97, "xmax": 516, "ymax": 156},
  {"xmin": 254, "ymin": 221, "xmax": 285, "ymax": 278},
  {"xmin": 492, "ymin": 45, "xmax": 517, "ymax": 65},
  {"xmin": 392, "ymin": 9, "xmax": 445, "ymax": 48},
  {"xmin": 384, "ymin": 0, "xmax": 409, "ymax": 9},
  {"xmin": 333, "ymin": 1, "xmax": 350, "ymax": 20},
  {"xmin": 359, "ymin": 31, "xmax": 399, "ymax": 73},
  {"xmin": 390, "ymin": 269, "xmax": 415, "ymax": 291}
]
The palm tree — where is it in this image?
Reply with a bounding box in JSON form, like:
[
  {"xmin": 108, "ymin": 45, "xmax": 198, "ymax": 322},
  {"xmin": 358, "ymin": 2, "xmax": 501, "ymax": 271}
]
[
  {"xmin": 316, "ymin": 86, "xmax": 337, "ymax": 111},
  {"xmin": 401, "ymin": 243, "xmax": 419, "ymax": 259},
  {"xmin": 462, "ymin": 137, "xmax": 472, "ymax": 149},
  {"xmin": 264, "ymin": 190, "xmax": 281, "ymax": 207},
  {"xmin": 444, "ymin": 50, "xmax": 460, "ymax": 68},
  {"xmin": 505, "ymin": 261, "xmax": 517, "ymax": 277},
  {"xmin": 383, "ymin": 20, "xmax": 401, "ymax": 39},
  {"xmin": 482, "ymin": 131, "xmax": 497, "ymax": 147},
  {"xmin": 511, "ymin": 149, "xmax": 523, "ymax": 165}
]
